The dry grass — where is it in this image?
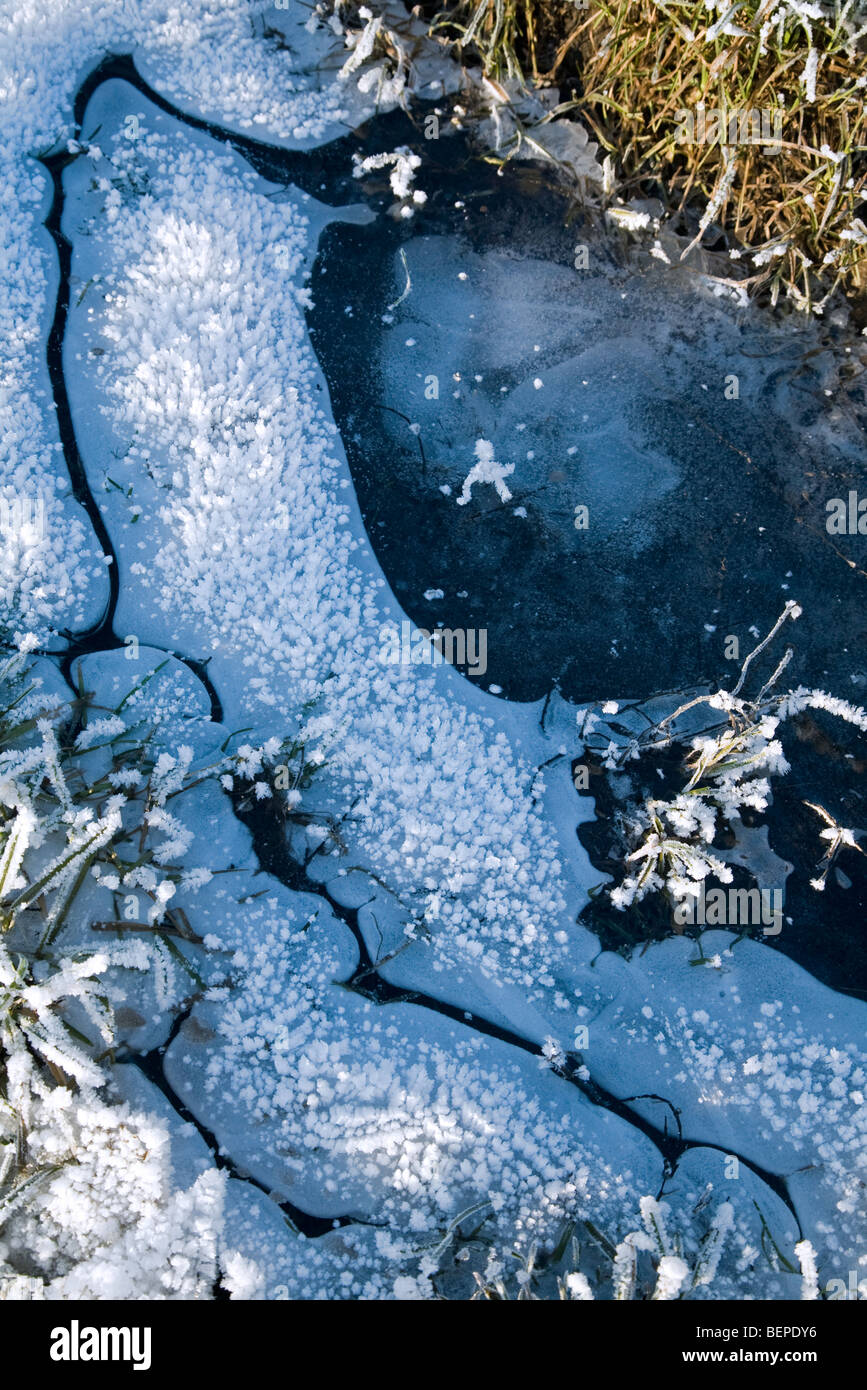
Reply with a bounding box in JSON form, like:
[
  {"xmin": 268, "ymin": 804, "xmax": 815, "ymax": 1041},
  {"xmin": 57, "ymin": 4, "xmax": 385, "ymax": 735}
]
[{"xmin": 432, "ymin": 0, "xmax": 867, "ymax": 310}]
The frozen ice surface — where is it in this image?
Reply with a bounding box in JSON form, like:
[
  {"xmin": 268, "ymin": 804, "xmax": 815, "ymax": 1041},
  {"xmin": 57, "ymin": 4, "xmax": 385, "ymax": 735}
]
[
  {"xmin": 165, "ymin": 945, "xmax": 662, "ymax": 1238},
  {"xmin": 1, "ymin": 1056, "xmax": 224, "ymax": 1298},
  {"xmin": 2, "ymin": 0, "xmax": 866, "ymax": 1299},
  {"xmin": 61, "ymin": 80, "xmax": 594, "ymax": 1028},
  {"xmin": 321, "ymin": 188, "xmax": 867, "ymax": 707},
  {"xmin": 585, "ymin": 931, "xmax": 867, "ymax": 1270},
  {"xmin": 376, "ymin": 239, "xmax": 682, "ymax": 552},
  {"xmin": 0, "ymin": 2, "xmax": 363, "ymax": 161},
  {"xmin": 0, "ymin": 153, "xmax": 108, "ymax": 641},
  {"xmin": 74, "ymin": 646, "xmax": 214, "ymax": 733},
  {"xmin": 0, "ymin": 0, "xmax": 380, "ymax": 642}
]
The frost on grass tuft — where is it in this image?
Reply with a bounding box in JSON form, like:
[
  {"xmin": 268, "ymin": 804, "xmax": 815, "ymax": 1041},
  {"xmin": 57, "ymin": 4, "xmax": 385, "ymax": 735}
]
[
  {"xmin": 0, "ymin": 651, "xmax": 237, "ymax": 1296},
  {"xmin": 603, "ymin": 604, "xmax": 867, "ymax": 923}
]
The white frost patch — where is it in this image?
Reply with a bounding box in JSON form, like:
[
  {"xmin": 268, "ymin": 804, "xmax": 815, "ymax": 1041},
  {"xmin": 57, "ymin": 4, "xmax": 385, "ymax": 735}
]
[
  {"xmin": 456, "ymin": 439, "xmax": 515, "ymax": 506},
  {"xmin": 164, "ymin": 896, "xmax": 661, "ymax": 1266},
  {"xmin": 0, "ymin": 0, "xmax": 403, "ymax": 639},
  {"xmin": 587, "ymin": 931, "xmax": 867, "ymax": 1272},
  {"xmin": 0, "ymin": 1080, "xmax": 224, "ymax": 1299},
  {"xmin": 65, "ymin": 104, "xmax": 574, "ymax": 1005}
]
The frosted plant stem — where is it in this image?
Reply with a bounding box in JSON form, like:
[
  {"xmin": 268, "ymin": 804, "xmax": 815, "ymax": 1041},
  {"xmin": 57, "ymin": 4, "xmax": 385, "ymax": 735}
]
[{"xmin": 732, "ymin": 600, "xmax": 800, "ymax": 697}]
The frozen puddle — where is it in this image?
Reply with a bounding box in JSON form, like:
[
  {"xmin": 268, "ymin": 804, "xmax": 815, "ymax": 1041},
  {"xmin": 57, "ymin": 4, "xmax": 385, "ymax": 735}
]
[
  {"xmin": 2, "ymin": 1, "xmax": 865, "ymax": 1298},
  {"xmin": 310, "ymin": 166, "xmax": 867, "ymax": 706}
]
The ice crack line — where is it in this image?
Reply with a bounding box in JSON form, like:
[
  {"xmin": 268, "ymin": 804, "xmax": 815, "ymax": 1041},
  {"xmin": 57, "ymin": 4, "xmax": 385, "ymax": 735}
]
[
  {"xmin": 234, "ymin": 794, "xmax": 801, "ymax": 1227},
  {"xmin": 130, "ymin": 1008, "xmax": 370, "ymax": 1241}
]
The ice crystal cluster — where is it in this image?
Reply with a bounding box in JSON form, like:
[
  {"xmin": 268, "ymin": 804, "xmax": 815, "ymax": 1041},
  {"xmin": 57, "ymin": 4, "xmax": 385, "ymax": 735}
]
[{"xmin": 604, "ymin": 603, "xmax": 866, "ymax": 914}]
